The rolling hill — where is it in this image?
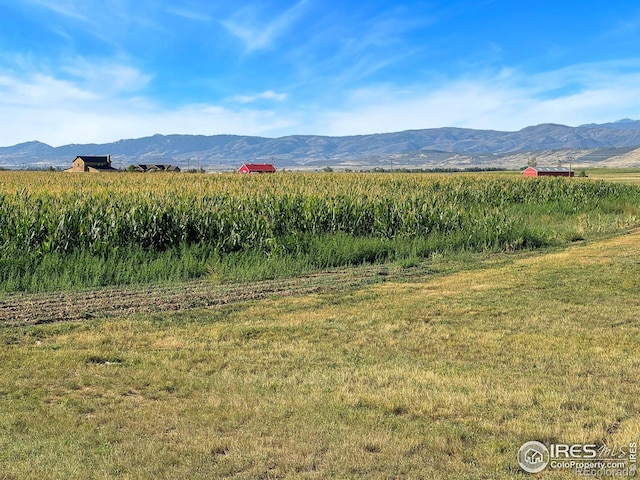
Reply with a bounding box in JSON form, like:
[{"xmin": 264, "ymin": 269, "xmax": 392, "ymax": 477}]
[{"xmin": 2, "ymin": 121, "xmax": 640, "ymax": 170}]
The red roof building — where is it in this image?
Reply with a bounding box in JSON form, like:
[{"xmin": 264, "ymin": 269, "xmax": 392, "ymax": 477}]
[
  {"xmin": 522, "ymin": 166, "xmax": 574, "ymax": 177},
  {"xmin": 238, "ymin": 163, "xmax": 276, "ymax": 174}
]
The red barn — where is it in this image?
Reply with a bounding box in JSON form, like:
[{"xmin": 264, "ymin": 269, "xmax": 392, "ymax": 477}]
[
  {"xmin": 238, "ymin": 163, "xmax": 276, "ymax": 174},
  {"xmin": 522, "ymin": 166, "xmax": 574, "ymax": 177}
]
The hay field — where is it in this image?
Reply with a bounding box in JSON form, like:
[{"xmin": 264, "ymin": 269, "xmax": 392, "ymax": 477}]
[{"xmin": 585, "ymin": 168, "xmax": 640, "ymax": 185}]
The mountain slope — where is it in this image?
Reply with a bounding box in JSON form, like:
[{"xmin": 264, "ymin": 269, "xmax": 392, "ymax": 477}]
[{"xmin": 2, "ymin": 121, "xmax": 640, "ymax": 170}]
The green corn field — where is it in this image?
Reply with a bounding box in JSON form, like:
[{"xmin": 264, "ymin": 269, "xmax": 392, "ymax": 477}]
[{"xmin": 1, "ymin": 171, "xmax": 639, "ymax": 291}]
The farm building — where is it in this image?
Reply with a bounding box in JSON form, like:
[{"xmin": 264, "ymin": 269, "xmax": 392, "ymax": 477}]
[
  {"xmin": 134, "ymin": 164, "xmax": 181, "ymax": 173},
  {"xmin": 522, "ymin": 166, "xmax": 574, "ymax": 177},
  {"xmin": 238, "ymin": 163, "xmax": 276, "ymax": 174},
  {"xmin": 64, "ymin": 155, "xmax": 117, "ymax": 173}
]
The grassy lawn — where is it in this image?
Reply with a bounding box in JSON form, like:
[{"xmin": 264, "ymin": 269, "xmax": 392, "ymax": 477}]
[{"xmin": 1, "ymin": 230, "xmax": 639, "ymax": 479}]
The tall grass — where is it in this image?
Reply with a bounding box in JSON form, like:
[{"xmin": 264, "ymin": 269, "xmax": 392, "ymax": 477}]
[{"xmin": 1, "ymin": 172, "xmax": 639, "ymax": 292}]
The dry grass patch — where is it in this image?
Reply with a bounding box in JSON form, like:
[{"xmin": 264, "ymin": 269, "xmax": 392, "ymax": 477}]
[{"xmin": 586, "ymin": 168, "xmax": 640, "ymax": 185}]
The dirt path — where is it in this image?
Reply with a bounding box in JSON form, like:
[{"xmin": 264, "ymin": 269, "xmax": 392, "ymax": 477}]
[{"xmin": 0, "ymin": 264, "xmax": 433, "ymax": 328}]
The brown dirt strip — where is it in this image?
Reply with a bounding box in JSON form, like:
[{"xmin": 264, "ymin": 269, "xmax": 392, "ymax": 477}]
[{"xmin": 0, "ymin": 264, "xmax": 434, "ymax": 328}]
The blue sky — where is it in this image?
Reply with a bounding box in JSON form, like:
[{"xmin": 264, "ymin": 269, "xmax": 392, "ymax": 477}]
[{"xmin": 1, "ymin": 0, "xmax": 640, "ymax": 146}]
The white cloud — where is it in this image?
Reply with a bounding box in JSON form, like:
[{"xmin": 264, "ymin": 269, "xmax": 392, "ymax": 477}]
[
  {"xmin": 232, "ymin": 90, "xmax": 288, "ymax": 103},
  {"xmin": 2, "ymin": 57, "xmax": 640, "ymax": 147},
  {"xmin": 311, "ymin": 62, "xmax": 640, "ymax": 135},
  {"xmin": 0, "ymin": 66, "xmax": 296, "ymax": 146},
  {"xmin": 0, "ymin": 99, "xmax": 298, "ymax": 147},
  {"xmin": 0, "ymin": 72, "xmax": 97, "ymax": 106},
  {"xmin": 61, "ymin": 58, "xmax": 152, "ymax": 94},
  {"xmin": 16, "ymin": 0, "xmax": 165, "ymax": 48},
  {"xmin": 222, "ymin": 0, "xmax": 309, "ymax": 52}
]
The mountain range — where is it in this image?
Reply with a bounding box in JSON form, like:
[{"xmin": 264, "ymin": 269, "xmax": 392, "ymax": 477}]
[{"xmin": 3, "ymin": 119, "xmax": 640, "ymax": 171}]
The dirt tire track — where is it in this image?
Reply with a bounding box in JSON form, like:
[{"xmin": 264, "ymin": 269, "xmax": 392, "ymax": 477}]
[{"xmin": 0, "ymin": 265, "xmax": 430, "ymax": 328}]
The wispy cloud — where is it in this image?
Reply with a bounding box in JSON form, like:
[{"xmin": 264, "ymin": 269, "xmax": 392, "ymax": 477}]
[
  {"xmin": 25, "ymin": 0, "xmax": 87, "ymax": 20},
  {"xmin": 0, "ymin": 60, "xmax": 294, "ymax": 146},
  {"xmin": 0, "ymin": 72, "xmax": 97, "ymax": 107},
  {"xmin": 280, "ymin": 4, "xmax": 436, "ymax": 97},
  {"xmin": 166, "ymin": 7, "xmax": 212, "ymax": 22},
  {"xmin": 61, "ymin": 57, "xmax": 152, "ymax": 94},
  {"xmin": 17, "ymin": 0, "xmax": 165, "ymax": 49},
  {"xmin": 222, "ymin": 0, "xmax": 309, "ymax": 52},
  {"xmin": 0, "ymin": 86, "xmax": 295, "ymax": 147},
  {"xmin": 603, "ymin": 12, "xmax": 640, "ymax": 40},
  {"xmin": 232, "ymin": 90, "xmax": 288, "ymax": 103},
  {"xmin": 313, "ymin": 62, "xmax": 640, "ymax": 136},
  {"xmin": 4, "ymin": 58, "xmax": 640, "ymax": 146},
  {"xmin": 0, "ymin": 56, "xmax": 153, "ymax": 145}
]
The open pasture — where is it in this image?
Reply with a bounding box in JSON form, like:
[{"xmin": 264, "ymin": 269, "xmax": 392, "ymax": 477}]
[{"xmin": 1, "ymin": 227, "xmax": 639, "ymax": 478}]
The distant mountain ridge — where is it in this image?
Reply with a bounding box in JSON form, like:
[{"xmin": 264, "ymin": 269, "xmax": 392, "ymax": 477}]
[
  {"xmin": 579, "ymin": 118, "xmax": 640, "ymax": 130},
  {"xmin": 2, "ymin": 120, "xmax": 640, "ymax": 170}
]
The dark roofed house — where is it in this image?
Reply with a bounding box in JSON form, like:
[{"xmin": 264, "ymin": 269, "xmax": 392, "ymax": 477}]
[
  {"xmin": 65, "ymin": 155, "xmax": 117, "ymax": 172},
  {"xmin": 238, "ymin": 163, "xmax": 276, "ymax": 174},
  {"xmin": 134, "ymin": 164, "xmax": 181, "ymax": 173},
  {"xmin": 522, "ymin": 166, "xmax": 574, "ymax": 177}
]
